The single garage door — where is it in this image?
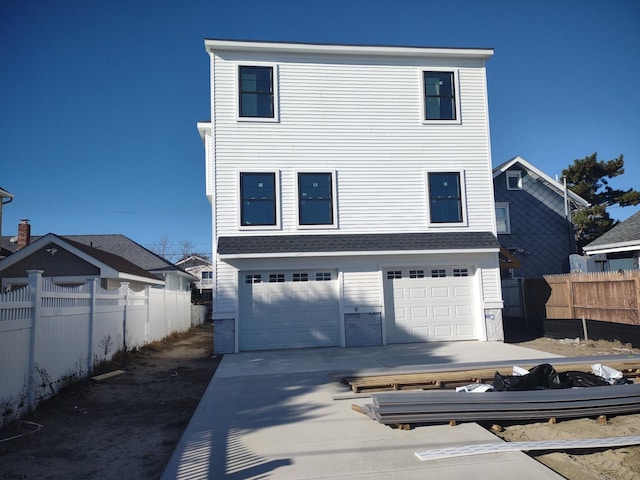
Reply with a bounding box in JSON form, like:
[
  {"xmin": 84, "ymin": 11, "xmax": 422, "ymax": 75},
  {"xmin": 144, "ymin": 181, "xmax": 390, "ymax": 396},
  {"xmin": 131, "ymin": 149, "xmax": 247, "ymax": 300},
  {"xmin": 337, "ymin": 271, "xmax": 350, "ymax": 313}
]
[
  {"xmin": 239, "ymin": 270, "xmax": 341, "ymax": 351},
  {"xmin": 384, "ymin": 266, "xmax": 476, "ymax": 343}
]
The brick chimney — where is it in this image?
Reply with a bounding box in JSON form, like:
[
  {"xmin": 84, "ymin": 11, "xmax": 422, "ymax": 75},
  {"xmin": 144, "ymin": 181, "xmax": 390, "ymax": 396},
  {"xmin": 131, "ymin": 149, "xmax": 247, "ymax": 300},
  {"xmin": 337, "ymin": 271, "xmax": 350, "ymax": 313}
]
[{"xmin": 17, "ymin": 219, "xmax": 31, "ymax": 250}]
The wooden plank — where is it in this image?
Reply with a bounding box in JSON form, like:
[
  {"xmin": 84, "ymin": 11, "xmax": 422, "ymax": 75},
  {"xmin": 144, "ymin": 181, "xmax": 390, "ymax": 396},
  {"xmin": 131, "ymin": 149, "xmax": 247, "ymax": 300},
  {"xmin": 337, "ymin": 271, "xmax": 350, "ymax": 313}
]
[{"xmin": 91, "ymin": 370, "xmax": 125, "ymax": 382}]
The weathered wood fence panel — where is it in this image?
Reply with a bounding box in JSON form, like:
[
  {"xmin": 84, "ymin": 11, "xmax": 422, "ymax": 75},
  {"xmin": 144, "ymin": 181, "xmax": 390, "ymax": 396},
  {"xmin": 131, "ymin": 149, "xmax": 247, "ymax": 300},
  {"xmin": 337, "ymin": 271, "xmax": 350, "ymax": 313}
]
[
  {"xmin": 544, "ymin": 271, "xmax": 640, "ymax": 326},
  {"xmin": 0, "ymin": 271, "xmax": 192, "ymax": 426}
]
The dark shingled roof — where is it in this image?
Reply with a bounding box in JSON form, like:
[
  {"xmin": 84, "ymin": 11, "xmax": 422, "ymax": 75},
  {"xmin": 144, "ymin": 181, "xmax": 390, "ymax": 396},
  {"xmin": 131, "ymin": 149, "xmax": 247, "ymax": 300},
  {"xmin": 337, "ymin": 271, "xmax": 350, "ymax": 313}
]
[
  {"xmin": 62, "ymin": 237, "xmax": 160, "ymax": 281},
  {"xmin": 218, "ymin": 232, "xmax": 499, "ymax": 255},
  {"xmin": 585, "ymin": 211, "xmax": 640, "ymax": 249}
]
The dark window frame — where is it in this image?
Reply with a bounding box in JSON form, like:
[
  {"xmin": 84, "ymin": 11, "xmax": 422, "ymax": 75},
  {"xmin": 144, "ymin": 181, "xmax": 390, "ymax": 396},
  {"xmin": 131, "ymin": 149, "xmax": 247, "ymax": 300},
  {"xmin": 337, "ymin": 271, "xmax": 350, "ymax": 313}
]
[
  {"xmin": 423, "ymin": 71, "xmax": 457, "ymax": 121},
  {"xmin": 238, "ymin": 65, "xmax": 275, "ymax": 119},
  {"xmin": 297, "ymin": 172, "xmax": 335, "ymax": 226},
  {"xmin": 240, "ymin": 172, "xmax": 277, "ymax": 227},
  {"xmin": 427, "ymin": 171, "xmax": 464, "ymax": 224}
]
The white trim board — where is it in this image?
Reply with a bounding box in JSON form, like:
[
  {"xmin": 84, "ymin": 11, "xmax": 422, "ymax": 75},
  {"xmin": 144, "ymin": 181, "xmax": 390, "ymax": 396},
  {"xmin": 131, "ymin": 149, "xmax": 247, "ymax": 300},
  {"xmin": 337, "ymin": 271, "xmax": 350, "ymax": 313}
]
[{"xmin": 415, "ymin": 434, "xmax": 640, "ymax": 461}]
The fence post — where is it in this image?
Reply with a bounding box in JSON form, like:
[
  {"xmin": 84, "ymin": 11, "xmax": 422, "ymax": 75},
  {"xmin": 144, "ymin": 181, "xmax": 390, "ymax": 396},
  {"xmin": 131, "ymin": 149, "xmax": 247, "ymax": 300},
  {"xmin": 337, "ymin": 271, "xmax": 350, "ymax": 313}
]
[
  {"xmin": 26, "ymin": 270, "xmax": 43, "ymax": 410},
  {"xmin": 636, "ymin": 276, "xmax": 640, "ymax": 326},
  {"xmin": 87, "ymin": 278, "xmax": 97, "ymax": 374},
  {"xmin": 145, "ymin": 285, "xmax": 150, "ymax": 344},
  {"xmin": 121, "ymin": 282, "xmax": 130, "ymax": 357},
  {"xmin": 567, "ymin": 277, "xmax": 575, "ymax": 320}
]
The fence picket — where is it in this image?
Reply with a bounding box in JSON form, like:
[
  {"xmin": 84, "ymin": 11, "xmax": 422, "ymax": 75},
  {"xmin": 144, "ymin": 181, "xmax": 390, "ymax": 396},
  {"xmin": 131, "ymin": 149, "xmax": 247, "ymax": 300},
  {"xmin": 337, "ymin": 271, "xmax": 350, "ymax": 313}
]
[{"xmin": 0, "ymin": 271, "xmax": 192, "ymax": 425}]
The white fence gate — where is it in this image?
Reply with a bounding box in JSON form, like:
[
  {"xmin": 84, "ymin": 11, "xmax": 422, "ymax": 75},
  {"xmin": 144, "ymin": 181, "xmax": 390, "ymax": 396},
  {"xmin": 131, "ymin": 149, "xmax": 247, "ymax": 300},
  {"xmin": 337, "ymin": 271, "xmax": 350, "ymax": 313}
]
[{"xmin": 0, "ymin": 270, "xmax": 192, "ymax": 426}]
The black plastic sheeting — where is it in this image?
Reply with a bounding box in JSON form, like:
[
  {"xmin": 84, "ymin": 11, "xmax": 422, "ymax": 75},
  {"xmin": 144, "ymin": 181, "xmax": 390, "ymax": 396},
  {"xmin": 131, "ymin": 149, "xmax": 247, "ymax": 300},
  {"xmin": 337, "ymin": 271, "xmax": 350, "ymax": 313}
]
[{"xmin": 493, "ymin": 363, "xmax": 613, "ymax": 391}]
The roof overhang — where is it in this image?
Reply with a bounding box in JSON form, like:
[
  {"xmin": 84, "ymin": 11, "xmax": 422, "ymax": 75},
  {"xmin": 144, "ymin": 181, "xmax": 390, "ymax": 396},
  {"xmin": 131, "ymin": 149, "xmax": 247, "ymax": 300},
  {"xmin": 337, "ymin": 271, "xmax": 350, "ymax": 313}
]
[
  {"xmin": 204, "ymin": 39, "xmax": 494, "ymax": 61},
  {"xmin": 583, "ymin": 241, "xmax": 640, "ymax": 255},
  {"xmin": 217, "ymin": 232, "xmax": 500, "ymax": 260}
]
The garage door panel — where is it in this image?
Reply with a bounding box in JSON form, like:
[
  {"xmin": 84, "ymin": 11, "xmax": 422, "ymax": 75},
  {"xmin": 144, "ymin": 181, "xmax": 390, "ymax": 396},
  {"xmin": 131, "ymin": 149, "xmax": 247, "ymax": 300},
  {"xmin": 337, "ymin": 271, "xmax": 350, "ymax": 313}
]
[
  {"xmin": 385, "ymin": 267, "xmax": 476, "ymax": 343},
  {"xmin": 434, "ymin": 325, "xmax": 453, "ymax": 337},
  {"xmin": 409, "ymin": 288, "xmax": 427, "ymax": 299},
  {"xmin": 239, "ymin": 270, "xmax": 340, "ymax": 351}
]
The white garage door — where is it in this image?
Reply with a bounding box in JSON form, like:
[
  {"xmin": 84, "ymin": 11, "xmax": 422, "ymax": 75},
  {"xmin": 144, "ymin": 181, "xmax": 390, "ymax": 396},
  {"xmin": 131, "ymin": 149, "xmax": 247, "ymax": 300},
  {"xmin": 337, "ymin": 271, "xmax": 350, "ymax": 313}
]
[
  {"xmin": 239, "ymin": 270, "xmax": 341, "ymax": 351},
  {"xmin": 384, "ymin": 266, "xmax": 477, "ymax": 343}
]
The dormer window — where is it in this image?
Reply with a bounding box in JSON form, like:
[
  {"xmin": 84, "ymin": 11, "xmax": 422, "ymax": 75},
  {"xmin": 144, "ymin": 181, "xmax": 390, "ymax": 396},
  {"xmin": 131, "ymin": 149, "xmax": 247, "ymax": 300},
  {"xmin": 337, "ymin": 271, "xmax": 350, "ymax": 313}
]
[{"xmin": 506, "ymin": 171, "xmax": 522, "ymax": 190}]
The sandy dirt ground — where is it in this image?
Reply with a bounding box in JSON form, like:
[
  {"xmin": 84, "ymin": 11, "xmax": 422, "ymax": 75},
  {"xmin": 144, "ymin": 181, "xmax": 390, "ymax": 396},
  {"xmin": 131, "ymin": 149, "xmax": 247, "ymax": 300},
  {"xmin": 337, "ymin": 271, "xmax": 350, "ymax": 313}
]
[
  {"xmin": 494, "ymin": 337, "xmax": 640, "ymax": 480},
  {"xmin": 0, "ymin": 322, "xmax": 219, "ymax": 480},
  {"xmin": 1, "ymin": 329, "xmax": 639, "ymax": 480}
]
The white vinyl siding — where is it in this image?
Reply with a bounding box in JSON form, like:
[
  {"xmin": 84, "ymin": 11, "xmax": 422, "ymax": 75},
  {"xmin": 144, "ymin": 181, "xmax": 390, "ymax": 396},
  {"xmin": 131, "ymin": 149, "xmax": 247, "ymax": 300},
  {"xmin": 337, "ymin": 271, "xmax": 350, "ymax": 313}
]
[{"xmin": 211, "ymin": 53, "xmax": 494, "ymax": 236}]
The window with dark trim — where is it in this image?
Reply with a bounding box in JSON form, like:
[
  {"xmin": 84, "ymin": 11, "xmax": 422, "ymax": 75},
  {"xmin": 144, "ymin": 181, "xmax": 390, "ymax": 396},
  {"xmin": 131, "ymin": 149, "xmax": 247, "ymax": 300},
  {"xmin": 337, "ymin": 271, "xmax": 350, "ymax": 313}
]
[
  {"xmin": 423, "ymin": 71, "xmax": 456, "ymax": 120},
  {"xmin": 298, "ymin": 172, "xmax": 334, "ymax": 226},
  {"xmin": 428, "ymin": 172, "xmax": 463, "ymax": 223},
  {"xmin": 240, "ymin": 172, "xmax": 276, "ymax": 226},
  {"xmin": 387, "ymin": 271, "xmax": 402, "ymax": 279},
  {"xmin": 269, "ymin": 273, "xmax": 285, "ymax": 283},
  {"xmin": 239, "ymin": 66, "xmax": 274, "ymax": 118},
  {"xmin": 453, "ymin": 268, "xmax": 469, "ymax": 277}
]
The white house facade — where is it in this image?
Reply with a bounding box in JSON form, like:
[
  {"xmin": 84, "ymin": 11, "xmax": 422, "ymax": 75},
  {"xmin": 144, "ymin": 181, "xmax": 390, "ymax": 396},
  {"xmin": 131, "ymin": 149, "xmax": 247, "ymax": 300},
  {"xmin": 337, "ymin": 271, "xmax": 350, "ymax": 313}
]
[{"xmin": 198, "ymin": 39, "xmax": 503, "ymax": 353}]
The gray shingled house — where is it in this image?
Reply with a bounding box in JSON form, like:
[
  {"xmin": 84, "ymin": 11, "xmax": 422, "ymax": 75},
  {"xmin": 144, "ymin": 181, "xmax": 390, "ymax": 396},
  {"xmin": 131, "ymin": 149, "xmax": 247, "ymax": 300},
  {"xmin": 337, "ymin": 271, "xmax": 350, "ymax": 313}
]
[
  {"xmin": 583, "ymin": 210, "xmax": 640, "ymax": 271},
  {"xmin": 493, "ymin": 156, "xmax": 590, "ymax": 278}
]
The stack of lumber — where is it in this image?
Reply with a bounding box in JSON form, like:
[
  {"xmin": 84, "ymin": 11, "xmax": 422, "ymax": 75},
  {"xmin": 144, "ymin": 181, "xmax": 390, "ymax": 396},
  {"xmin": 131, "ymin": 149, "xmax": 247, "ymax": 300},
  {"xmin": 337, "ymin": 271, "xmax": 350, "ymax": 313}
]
[
  {"xmin": 331, "ymin": 355, "xmax": 640, "ymax": 393},
  {"xmin": 358, "ymin": 383, "xmax": 640, "ymax": 426}
]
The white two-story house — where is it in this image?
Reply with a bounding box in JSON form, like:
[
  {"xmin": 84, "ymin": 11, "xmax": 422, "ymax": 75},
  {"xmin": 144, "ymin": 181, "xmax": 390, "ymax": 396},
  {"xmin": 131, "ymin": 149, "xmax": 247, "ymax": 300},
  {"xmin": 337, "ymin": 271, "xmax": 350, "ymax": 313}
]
[{"xmin": 198, "ymin": 39, "xmax": 503, "ymax": 353}]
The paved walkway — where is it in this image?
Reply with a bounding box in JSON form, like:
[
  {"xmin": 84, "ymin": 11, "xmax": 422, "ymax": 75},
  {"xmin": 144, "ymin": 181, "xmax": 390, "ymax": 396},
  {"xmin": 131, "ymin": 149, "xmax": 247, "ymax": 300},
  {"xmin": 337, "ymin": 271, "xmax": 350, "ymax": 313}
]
[{"xmin": 162, "ymin": 341, "xmax": 565, "ymax": 479}]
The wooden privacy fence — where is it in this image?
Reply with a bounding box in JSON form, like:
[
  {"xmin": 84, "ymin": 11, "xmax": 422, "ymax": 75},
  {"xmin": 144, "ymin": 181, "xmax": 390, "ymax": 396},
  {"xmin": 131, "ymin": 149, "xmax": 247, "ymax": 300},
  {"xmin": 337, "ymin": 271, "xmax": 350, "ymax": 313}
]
[
  {"xmin": 0, "ymin": 270, "xmax": 192, "ymax": 425},
  {"xmin": 544, "ymin": 270, "xmax": 640, "ymax": 326}
]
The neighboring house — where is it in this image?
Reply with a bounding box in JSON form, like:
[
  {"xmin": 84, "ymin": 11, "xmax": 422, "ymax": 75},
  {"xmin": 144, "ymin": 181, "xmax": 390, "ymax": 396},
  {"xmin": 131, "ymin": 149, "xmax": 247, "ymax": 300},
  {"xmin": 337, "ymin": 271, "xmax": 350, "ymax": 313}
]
[
  {"xmin": 583, "ymin": 210, "xmax": 640, "ymax": 271},
  {"xmin": 198, "ymin": 39, "xmax": 504, "ymax": 353},
  {"xmin": 1, "ymin": 223, "xmax": 194, "ymax": 291},
  {"xmin": 0, "ymin": 233, "xmax": 164, "ymax": 291},
  {"xmin": 493, "ymin": 156, "xmax": 590, "ymax": 278},
  {"xmin": 176, "ymin": 254, "xmax": 213, "ymax": 302}
]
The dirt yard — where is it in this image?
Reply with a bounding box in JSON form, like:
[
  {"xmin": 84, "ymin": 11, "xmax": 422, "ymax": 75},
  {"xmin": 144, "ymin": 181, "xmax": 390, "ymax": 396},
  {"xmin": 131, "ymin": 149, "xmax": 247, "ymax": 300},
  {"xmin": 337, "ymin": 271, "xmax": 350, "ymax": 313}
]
[
  {"xmin": 495, "ymin": 336, "xmax": 640, "ymax": 480},
  {"xmin": 0, "ymin": 322, "xmax": 220, "ymax": 479},
  {"xmin": 1, "ymin": 330, "xmax": 639, "ymax": 479}
]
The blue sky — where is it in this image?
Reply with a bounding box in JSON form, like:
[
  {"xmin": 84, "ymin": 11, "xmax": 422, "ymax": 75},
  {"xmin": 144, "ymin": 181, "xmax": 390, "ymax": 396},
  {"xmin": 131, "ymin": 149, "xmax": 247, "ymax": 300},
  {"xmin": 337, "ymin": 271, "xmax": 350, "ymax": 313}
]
[{"xmin": 2, "ymin": 0, "xmax": 639, "ymax": 259}]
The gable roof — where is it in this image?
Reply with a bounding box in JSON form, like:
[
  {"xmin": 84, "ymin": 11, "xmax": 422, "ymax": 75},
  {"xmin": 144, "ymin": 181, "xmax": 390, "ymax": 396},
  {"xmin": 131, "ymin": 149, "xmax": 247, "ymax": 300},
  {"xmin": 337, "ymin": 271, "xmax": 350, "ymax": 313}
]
[
  {"xmin": 0, "ymin": 233, "xmax": 164, "ymax": 284},
  {"xmin": 2, "ymin": 233, "xmax": 195, "ymax": 280},
  {"xmin": 583, "ymin": 210, "xmax": 640, "ymax": 254},
  {"xmin": 218, "ymin": 232, "xmax": 499, "ymax": 259},
  {"xmin": 176, "ymin": 255, "xmax": 212, "ymax": 269},
  {"xmin": 493, "ymin": 156, "xmax": 590, "ymax": 208}
]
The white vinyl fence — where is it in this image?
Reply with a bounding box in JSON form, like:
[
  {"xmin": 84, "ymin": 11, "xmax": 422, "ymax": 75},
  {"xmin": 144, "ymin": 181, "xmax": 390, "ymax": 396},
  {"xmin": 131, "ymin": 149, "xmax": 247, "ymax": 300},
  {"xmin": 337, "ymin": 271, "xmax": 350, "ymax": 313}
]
[{"xmin": 0, "ymin": 270, "xmax": 192, "ymax": 426}]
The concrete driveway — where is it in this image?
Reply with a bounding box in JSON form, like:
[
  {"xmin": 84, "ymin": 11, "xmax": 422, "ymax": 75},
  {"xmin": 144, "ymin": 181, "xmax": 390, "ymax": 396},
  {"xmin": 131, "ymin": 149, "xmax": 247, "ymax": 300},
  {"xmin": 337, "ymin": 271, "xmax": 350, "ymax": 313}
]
[{"xmin": 162, "ymin": 342, "xmax": 565, "ymax": 479}]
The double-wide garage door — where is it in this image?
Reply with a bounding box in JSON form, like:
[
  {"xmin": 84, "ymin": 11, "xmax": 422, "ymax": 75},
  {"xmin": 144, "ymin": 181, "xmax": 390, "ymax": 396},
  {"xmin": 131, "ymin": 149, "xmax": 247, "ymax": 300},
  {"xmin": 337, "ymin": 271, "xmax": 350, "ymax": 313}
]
[
  {"xmin": 239, "ymin": 270, "xmax": 340, "ymax": 351},
  {"xmin": 384, "ymin": 266, "xmax": 477, "ymax": 343}
]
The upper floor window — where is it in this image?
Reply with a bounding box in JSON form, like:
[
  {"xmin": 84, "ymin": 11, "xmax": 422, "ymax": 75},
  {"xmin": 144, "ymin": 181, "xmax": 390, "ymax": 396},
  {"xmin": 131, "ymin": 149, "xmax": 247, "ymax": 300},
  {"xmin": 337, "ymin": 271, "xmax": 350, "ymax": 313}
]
[
  {"xmin": 240, "ymin": 172, "xmax": 277, "ymax": 227},
  {"xmin": 506, "ymin": 171, "xmax": 523, "ymax": 190},
  {"xmin": 495, "ymin": 203, "xmax": 511, "ymax": 234},
  {"xmin": 427, "ymin": 171, "xmax": 465, "ymax": 225},
  {"xmin": 201, "ymin": 271, "xmax": 212, "ymax": 279},
  {"xmin": 297, "ymin": 172, "xmax": 336, "ymax": 227},
  {"xmin": 423, "ymin": 71, "xmax": 457, "ymax": 121},
  {"xmin": 239, "ymin": 66, "xmax": 276, "ymax": 119}
]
